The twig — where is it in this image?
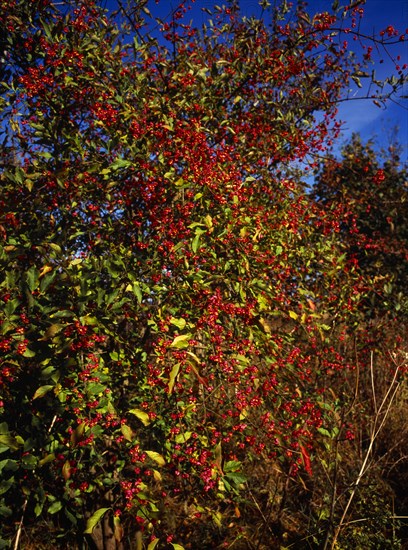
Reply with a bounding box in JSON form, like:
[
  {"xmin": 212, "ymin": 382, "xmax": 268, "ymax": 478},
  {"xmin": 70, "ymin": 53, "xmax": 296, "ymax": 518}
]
[
  {"xmin": 330, "ymin": 355, "xmax": 402, "ymax": 549},
  {"xmin": 370, "ymin": 351, "xmax": 377, "ymax": 413},
  {"xmin": 48, "ymin": 414, "xmax": 57, "ymax": 433},
  {"xmin": 13, "ymin": 498, "xmax": 28, "ymax": 550}
]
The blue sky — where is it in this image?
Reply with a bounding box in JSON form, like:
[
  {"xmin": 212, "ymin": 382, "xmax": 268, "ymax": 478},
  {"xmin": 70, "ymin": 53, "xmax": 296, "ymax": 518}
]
[
  {"xmin": 103, "ymin": 0, "xmax": 407, "ymax": 157},
  {"xmin": 334, "ymin": 0, "xmax": 407, "ymax": 156}
]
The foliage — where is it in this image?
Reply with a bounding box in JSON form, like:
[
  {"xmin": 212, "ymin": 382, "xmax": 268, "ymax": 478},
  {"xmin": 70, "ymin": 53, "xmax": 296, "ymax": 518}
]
[
  {"xmin": 312, "ymin": 133, "xmax": 408, "ymax": 320},
  {"xmin": 0, "ymin": 0, "xmax": 407, "ymax": 548}
]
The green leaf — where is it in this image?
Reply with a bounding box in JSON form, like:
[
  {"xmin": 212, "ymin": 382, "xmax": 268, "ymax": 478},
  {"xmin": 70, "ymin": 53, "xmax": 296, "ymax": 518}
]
[
  {"xmin": 170, "ymin": 334, "xmax": 192, "ymax": 349},
  {"xmin": 0, "ymin": 459, "xmax": 18, "ymax": 473},
  {"xmin": 26, "ymin": 266, "xmax": 39, "ymax": 292},
  {"xmin": 79, "ymin": 315, "xmax": 99, "ymax": 326},
  {"xmin": 225, "ymin": 472, "xmax": 247, "ymax": 485},
  {"xmin": 0, "ymin": 505, "xmax": 12, "ymax": 517},
  {"xmin": 38, "ymin": 151, "xmax": 53, "ymax": 159},
  {"xmin": 40, "ymin": 323, "xmax": 64, "ymax": 340},
  {"xmin": 170, "ymin": 317, "xmax": 186, "ymax": 330},
  {"xmin": 34, "ymin": 501, "xmax": 44, "ymax": 517},
  {"xmin": 223, "ymin": 460, "xmax": 242, "ymax": 472},
  {"xmin": 132, "ymin": 282, "xmax": 142, "ymax": 303},
  {"xmin": 128, "ymin": 409, "xmax": 151, "ymax": 426},
  {"xmin": 50, "ymin": 310, "xmax": 75, "ymax": 319},
  {"xmin": 48, "ymin": 500, "xmax": 63, "ymax": 515},
  {"xmin": 4, "ymin": 298, "xmax": 19, "ymax": 317},
  {"xmin": 175, "ymin": 431, "xmax": 192, "ymax": 444},
  {"xmin": 86, "ymin": 382, "xmax": 105, "ymax": 396},
  {"xmin": 84, "ymin": 508, "xmax": 111, "ymax": 534},
  {"xmin": 0, "ymin": 435, "xmax": 20, "ymax": 451},
  {"xmin": 192, "ymin": 232, "xmax": 201, "ymax": 253},
  {"xmin": 121, "ymin": 424, "xmax": 134, "ymax": 442},
  {"xmin": 171, "ymin": 545, "xmax": 185, "ymax": 550},
  {"xmin": 38, "ymin": 453, "xmax": 55, "ymax": 467},
  {"xmin": 317, "ymin": 427, "xmax": 332, "ymax": 438},
  {"xmin": 191, "ymin": 227, "xmax": 207, "ymax": 253},
  {"xmin": 33, "ymin": 385, "xmax": 54, "ymax": 400},
  {"xmin": 22, "ymin": 454, "xmax": 37, "ymax": 469},
  {"xmin": 0, "ymin": 479, "xmax": 14, "ymax": 496},
  {"xmin": 40, "ymin": 270, "xmax": 57, "ymax": 292},
  {"xmin": 110, "ymin": 158, "xmax": 131, "ymax": 171}
]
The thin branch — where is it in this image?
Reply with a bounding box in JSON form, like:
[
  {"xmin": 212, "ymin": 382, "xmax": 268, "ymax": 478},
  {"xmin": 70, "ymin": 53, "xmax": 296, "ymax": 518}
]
[
  {"xmin": 330, "ymin": 355, "xmax": 402, "ymax": 549},
  {"xmin": 13, "ymin": 498, "xmax": 28, "ymax": 550}
]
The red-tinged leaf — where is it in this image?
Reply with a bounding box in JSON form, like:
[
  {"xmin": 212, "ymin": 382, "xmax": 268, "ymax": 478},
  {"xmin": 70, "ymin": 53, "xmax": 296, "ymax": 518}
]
[
  {"xmin": 300, "ymin": 445, "xmax": 313, "ymax": 477},
  {"xmin": 62, "ymin": 460, "xmax": 71, "ymax": 480},
  {"xmin": 113, "ymin": 516, "xmax": 124, "ymax": 542},
  {"xmin": 70, "ymin": 423, "xmax": 86, "ymax": 447}
]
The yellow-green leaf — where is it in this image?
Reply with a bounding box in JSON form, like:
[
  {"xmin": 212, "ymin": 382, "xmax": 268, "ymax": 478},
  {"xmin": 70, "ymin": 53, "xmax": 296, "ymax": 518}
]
[
  {"xmin": 33, "ymin": 385, "xmax": 54, "ymax": 400},
  {"xmin": 153, "ymin": 469, "xmax": 162, "ymax": 482},
  {"xmin": 204, "ymin": 214, "xmax": 213, "ymax": 229},
  {"xmin": 145, "ymin": 451, "xmax": 166, "ymax": 467},
  {"xmin": 40, "ymin": 323, "xmax": 64, "ymax": 340},
  {"xmin": 170, "ymin": 317, "xmax": 186, "ymax": 330},
  {"xmin": 186, "ymin": 351, "xmax": 201, "ymax": 363},
  {"xmin": 147, "ymin": 539, "xmax": 160, "ymax": 550},
  {"xmin": 0, "ymin": 435, "xmax": 21, "ymax": 451},
  {"xmin": 168, "ymin": 363, "xmax": 180, "ymax": 394},
  {"xmin": 175, "ymin": 431, "xmax": 192, "ymax": 444},
  {"xmin": 84, "ymin": 508, "xmax": 111, "ymax": 534},
  {"xmin": 128, "ymin": 409, "xmax": 151, "ymax": 426},
  {"xmin": 121, "ymin": 423, "xmax": 134, "ymax": 442},
  {"xmin": 38, "ymin": 453, "xmax": 55, "ymax": 467},
  {"xmin": 170, "ymin": 334, "xmax": 192, "ymax": 349}
]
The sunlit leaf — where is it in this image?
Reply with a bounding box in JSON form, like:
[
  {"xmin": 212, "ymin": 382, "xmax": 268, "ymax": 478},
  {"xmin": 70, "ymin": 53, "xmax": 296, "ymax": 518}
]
[
  {"xmin": 170, "ymin": 317, "xmax": 186, "ymax": 330},
  {"xmin": 84, "ymin": 508, "xmax": 111, "ymax": 534},
  {"xmin": 168, "ymin": 363, "xmax": 180, "ymax": 394},
  {"xmin": 33, "ymin": 385, "xmax": 54, "ymax": 400},
  {"xmin": 145, "ymin": 451, "xmax": 166, "ymax": 466},
  {"xmin": 121, "ymin": 424, "xmax": 134, "ymax": 442},
  {"xmin": 147, "ymin": 539, "xmax": 160, "ymax": 550},
  {"xmin": 128, "ymin": 409, "xmax": 151, "ymax": 426},
  {"xmin": 170, "ymin": 334, "xmax": 192, "ymax": 349}
]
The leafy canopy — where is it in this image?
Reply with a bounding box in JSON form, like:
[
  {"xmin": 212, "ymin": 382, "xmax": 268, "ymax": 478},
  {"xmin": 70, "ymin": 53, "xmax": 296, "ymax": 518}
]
[{"xmin": 0, "ymin": 0, "xmax": 406, "ymax": 547}]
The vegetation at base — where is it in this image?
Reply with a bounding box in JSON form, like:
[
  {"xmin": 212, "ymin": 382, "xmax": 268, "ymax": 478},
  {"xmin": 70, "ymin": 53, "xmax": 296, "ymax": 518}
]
[{"xmin": 0, "ymin": 0, "xmax": 407, "ymax": 548}]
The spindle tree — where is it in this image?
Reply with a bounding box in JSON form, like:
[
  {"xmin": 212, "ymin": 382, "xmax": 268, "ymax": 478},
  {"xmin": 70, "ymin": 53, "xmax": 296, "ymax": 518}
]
[{"xmin": 0, "ymin": 1, "xmax": 406, "ymax": 548}]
